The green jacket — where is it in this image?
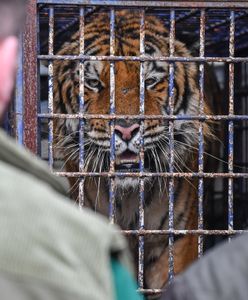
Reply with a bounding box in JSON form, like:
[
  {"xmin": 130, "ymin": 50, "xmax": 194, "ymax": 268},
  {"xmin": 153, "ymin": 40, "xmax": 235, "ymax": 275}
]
[{"xmin": 0, "ymin": 129, "xmax": 141, "ymax": 300}]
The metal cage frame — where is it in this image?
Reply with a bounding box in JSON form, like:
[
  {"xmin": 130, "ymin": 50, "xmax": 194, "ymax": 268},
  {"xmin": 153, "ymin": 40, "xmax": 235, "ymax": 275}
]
[{"xmin": 17, "ymin": 0, "xmax": 248, "ymax": 297}]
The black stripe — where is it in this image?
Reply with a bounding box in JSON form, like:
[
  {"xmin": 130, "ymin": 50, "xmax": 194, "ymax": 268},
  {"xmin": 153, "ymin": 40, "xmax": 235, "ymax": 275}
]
[
  {"xmin": 61, "ymin": 62, "xmax": 75, "ymax": 75},
  {"xmin": 90, "ymin": 137, "xmax": 109, "ymax": 143},
  {"xmin": 159, "ymin": 212, "xmax": 168, "ymax": 230},
  {"xmin": 153, "ymin": 62, "xmax": 167, "ymax": 74},
  {"xmin": 115, "ymin": 36, "xmax": 138, "ymax": 49},
  {"xmin": 85, "ymin": 32, "xmax": 109, "ymax": 49},
  {"xmin": 157, "ymin": 178, "xmax": 182, "ymax": 231},
  {"xmin": 174, "ymin": 81, "xmax": 181, "ymax": 114},
  {"xmin": 66, "ymin": 86, "xmax": 72, "ymax": 104},
  {"xmin": 145, "ymin": 33, "xmax": 164, "ymax": 49},
  {"xmin": 174, "ymin": 185, "xmax": 192, "ymax": 229},
  {"xmin": 57, "ymin": 81, "xmax": 67, "ymax": 114},
  {"xmin": 144, "ymin": 132, "xmax": 164, "ymax": 141},
  {"xmin": 180, "ymin": 65, "xmax": 191, "ymax": 113}
]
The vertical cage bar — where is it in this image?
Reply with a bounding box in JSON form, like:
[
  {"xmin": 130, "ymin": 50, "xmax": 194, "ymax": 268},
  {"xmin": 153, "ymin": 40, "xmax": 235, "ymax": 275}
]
[
  {"xmin": 37, "ymin": 7, "xmax": 41, "ymax": 157},
  {"xmin": 109, "ymin": 8, "xmax": 116, "ymax": 224},
  {"xmin": 138, "ymin": 9, "xmax": 145, "ymax": 290},
  {"xmin": 228, "ymin": 11, "xmax": 235, "ymax": 234},
  {"xmin": 78, "ymin": 7, "xmax": 85, "ymax": 208},
  {"xmin": 23, "ymin": 0, "xmax": 38, "ymax": 153},
  {"xmin": 168, "ymin": 9, "xmax": 175, "ymax": 283},
  {"xmin": 15, "ymin": 38, "xmax": 24, "ymax": 145},
  {"xmin": 198, "ymin": 8, "xmax": 205, "ymax": 258},
  {"xmin": 48, "ymin": 7, "xmax": 54, "ymax": 170}
]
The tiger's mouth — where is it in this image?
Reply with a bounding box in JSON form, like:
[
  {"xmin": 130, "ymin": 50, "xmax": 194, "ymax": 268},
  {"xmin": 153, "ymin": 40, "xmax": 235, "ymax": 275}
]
[{"xmin": 115, "ymin": 150, "xmax": 140, "ymax": 172}]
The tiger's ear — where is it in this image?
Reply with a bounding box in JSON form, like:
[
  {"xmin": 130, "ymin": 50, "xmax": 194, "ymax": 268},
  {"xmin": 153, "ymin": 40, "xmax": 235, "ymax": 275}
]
[{"xmin": 0, "ymin": 36, "xmax": 18, "ymax": 118}]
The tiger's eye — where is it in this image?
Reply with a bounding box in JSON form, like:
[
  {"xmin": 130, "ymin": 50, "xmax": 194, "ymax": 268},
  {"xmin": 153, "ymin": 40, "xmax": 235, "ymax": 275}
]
[
  {"xmin": 145, "ymin": 78, "xmax": 157, "ymax": 86},
  {"xmin": 88, "ymin": 79, "xmax": 100, "ymax": 87}
]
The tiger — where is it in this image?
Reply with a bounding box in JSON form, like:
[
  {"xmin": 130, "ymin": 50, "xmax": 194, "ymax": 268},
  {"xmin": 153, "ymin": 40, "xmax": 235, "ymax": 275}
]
[{"xmin": 53, "ymin": 10, "xmax": 220, "ymax": 296}]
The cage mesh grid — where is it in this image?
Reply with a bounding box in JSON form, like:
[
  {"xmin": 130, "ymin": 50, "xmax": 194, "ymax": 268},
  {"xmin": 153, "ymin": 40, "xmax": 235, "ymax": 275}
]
[{"xmin": 18, "ymin": 0, "xmax": 248, "ymax": 297}]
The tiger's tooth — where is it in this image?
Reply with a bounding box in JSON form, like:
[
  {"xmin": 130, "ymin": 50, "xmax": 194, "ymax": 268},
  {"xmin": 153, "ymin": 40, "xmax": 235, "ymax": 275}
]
[{"xmin": 115, "ymin": 156, "xmax": 121, "ymax": 165}]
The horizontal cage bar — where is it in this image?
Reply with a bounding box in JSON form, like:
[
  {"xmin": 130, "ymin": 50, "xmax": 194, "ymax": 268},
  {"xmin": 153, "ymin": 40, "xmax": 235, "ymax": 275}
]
[
  {"xmin": 38, "ymin": 55, "xmax": 248, "ymax": 63},
  {"xmin": 38, "ymin": 113, "xmax": 248, "ymax": 121},
  {"xmin": 37, "ymin": 0, "xmax": 248, "ymax": 9},
  {"xmin": 122, "ymin": 229, "xmax": 248, "ymax": 236},
  {"xmin": 53, "ymin": 172, "xmax": 248, "ymax": 178}
]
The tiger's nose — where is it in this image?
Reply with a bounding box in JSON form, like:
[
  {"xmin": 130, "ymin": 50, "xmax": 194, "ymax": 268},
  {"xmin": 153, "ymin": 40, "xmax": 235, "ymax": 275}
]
[{"xmin": 115, "ymin": 124, "xmax": 140, "ymax": 141}]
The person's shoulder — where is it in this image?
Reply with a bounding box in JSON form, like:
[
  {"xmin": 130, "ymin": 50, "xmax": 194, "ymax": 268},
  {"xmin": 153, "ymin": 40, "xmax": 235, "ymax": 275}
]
[
  {"xmin": 0, "ymin": 129, "xmax": 126, "ymax": 251},
  {"xmin": 0, "ymin": 159, "xmax": 129, "ymax": 300},
  {"xmin": 0, "ymin": 157, "xmax": 119, "ymax": 238},
  {"xmin": 161, "ymin": 235, "xmax": 248, "ymax": 300}
]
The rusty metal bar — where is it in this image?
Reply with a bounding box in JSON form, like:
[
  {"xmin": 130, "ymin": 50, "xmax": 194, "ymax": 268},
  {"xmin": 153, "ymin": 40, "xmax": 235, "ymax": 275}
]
[
  {"xmin": 109, "ymin": 8, "xmax": 116, "ymax": 224},
  {"xmin": 15, "ymin": 39, "xmax": 24, "ymax": 145},
  {"xmin": 23, "ymin": 0, "xmax": 38, "ymax": 153},
  {"xmin": 168, "ymin": 8, "xmax": 175, "ymax": 283},
  {"xmin": 37, "ymin": 113, "xmax": 248, "ymax": 121},
  {"xmin": 228, "ymin": 11, "xmax": 235, "ymax": 233},
  {"xmin": 37, "ymin": 54, "xmax": 248, "ymax": 63},
  {"xmin": 138, "ymin": 9, "xmax": 145, "ymax": 290},
  {"xmin": 36, "ymin": 0, "xmax": 248, "ymax": 9},
  {"xmin": 198, "ymin": 8, "xmax": 205, "ymax": 258},
  {"xmin": 53, "ymin": 171, "xmax": 248, "ymax": 178},
  {"xmin": 78, "ymin": 7, "xmax": 85, "ymax": 208},
  {"xmin": 122, "ymin": 229, "xmax": 248, "ymax": 236},
  {"xmin": 37, "ymin": 7, "xmax": 42, "ymax": 156},
  {"xmin": 48, "ymin": 6, "xmax": 54, "ymax": 170}
]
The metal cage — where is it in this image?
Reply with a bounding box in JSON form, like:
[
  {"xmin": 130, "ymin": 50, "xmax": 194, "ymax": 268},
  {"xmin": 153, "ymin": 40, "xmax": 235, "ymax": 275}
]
[{"xmin": 9, "ymin": 0, "xmax": 248, "ymax": 297}]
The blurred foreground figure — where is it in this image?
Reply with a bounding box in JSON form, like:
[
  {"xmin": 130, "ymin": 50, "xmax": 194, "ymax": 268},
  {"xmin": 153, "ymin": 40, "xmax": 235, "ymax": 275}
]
[
  {"xmin": 0, "ymin": 1, "xmax": 141, "ymax": 299},
  {"xmin": 161, "ymin": 234, "xmax": 248, "ymax": 300}
]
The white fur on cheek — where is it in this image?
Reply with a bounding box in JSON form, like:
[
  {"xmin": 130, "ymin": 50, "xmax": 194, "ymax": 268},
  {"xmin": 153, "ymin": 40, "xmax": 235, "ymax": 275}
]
[
  {"xmin": 115, "ymin": 134, "xmax": 128, "ymax": 155},
  {"xmin": 66, "ymin": 119, "xmax": 79, "ymax": 134}
]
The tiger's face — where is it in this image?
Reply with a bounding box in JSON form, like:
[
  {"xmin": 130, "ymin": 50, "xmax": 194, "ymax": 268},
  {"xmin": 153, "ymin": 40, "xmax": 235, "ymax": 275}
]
[
  {"xmin": 68, "ymin": 58, "xmax": 200, "ymax": 189},
  {"xmin": 54, "ymin": 12, "xmax": 209, "ymax": 192}
]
